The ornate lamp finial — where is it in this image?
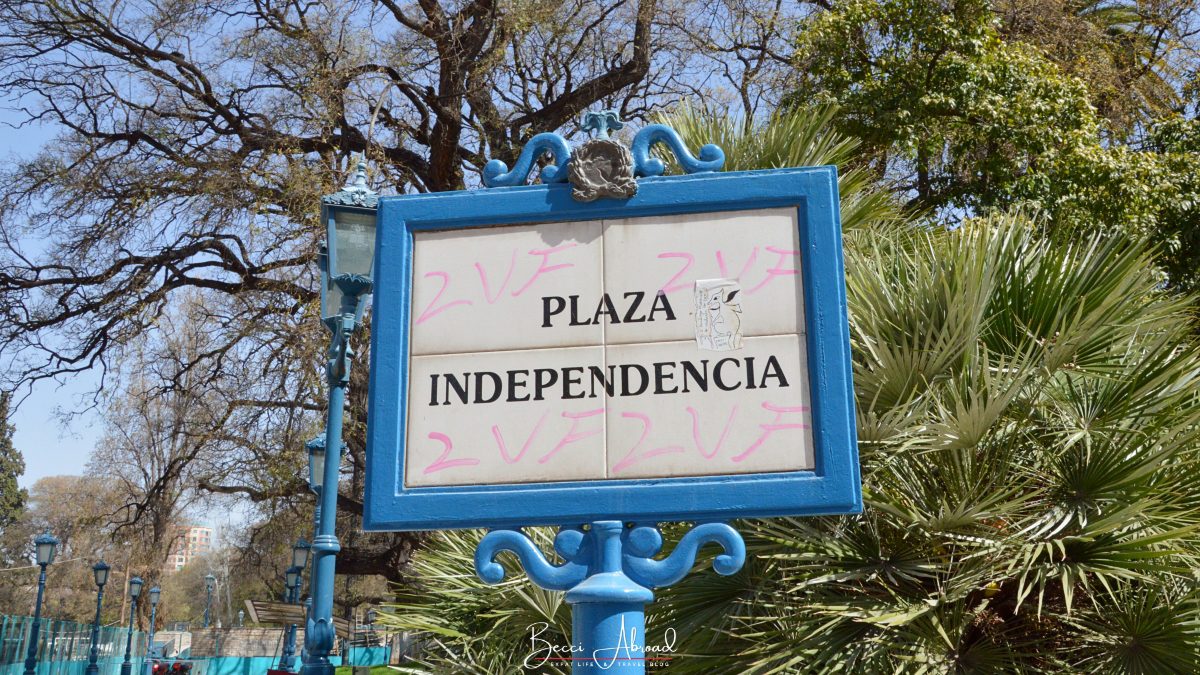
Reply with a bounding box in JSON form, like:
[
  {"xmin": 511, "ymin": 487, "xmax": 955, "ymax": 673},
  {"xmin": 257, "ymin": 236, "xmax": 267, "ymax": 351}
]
[
  {"xmin": 323, "ymin": 154, "xmax": 378, "ymax": 209},
  {"xmin": 349, "ymin": 157, "xmax": 369, "ymax": 189},
  {"xmin": 581, "ymin": 109, "xmax": 624, "ymax": 140}
]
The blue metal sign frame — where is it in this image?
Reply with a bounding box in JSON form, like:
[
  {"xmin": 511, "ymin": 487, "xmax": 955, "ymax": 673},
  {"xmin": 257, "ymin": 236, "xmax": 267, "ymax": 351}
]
[{"xmin": 364, "ymin": 165, "xmax": 860, "ymax": 531}]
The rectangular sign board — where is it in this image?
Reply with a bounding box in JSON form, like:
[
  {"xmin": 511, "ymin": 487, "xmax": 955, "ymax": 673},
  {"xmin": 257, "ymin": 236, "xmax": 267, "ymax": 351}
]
[{"xmin": 365, "ymin": 167, "xmax": 860, "ymax": 530}]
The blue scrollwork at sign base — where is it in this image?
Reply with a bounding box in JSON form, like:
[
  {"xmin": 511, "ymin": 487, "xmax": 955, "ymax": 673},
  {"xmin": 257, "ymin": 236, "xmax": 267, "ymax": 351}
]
[
  {"xmin": 481, "ymin": 122, "xmax": 725, "ymax": 188},
  {"xmin": 475, "ymin": 522, "xmax": 744, "ymax": 590},
  {"xmin": 475, "ymin": 526, "xmax": 590, "ymax": 590},
  {"xmin": 621, "ymin": 523, "xmax": 744, "ymax": 588}
]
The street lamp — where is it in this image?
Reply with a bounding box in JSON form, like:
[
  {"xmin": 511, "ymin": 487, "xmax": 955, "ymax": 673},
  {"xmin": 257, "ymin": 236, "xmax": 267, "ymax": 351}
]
[
  {"xmin": 318, "ymin": 158, "xmax": 378, "ymax": 331},
  {"xmin": 304, "ymin": 157, "xmax": 378, "ymax": 675},
  {"xmin": 143, "ymin": 586, "xmax": 160, "ymax": 675},
  {"xmin": 203, "ymin": 574, "xmax": 216, "ymax": 628},
  {"xmin": 292, "ymin": 538, "xmax": 312, "ymax": 571},
  {"xmin": 306, "ymin": 435, "xmax": 325, "ymax": 497},
  {"xmin": 23, "ymin": 529, "xmax": 59, "ymax": 675},
  {"xmin": 119, "ymin": 576, "xmax": 143, "ymax": 675},
  {"xmin": 279, "ymin": 566, "xmax": 303, "ymax": 672},
  {"xmin": 296, "ymin": 496, "xmax": 319, "ymax": 671},
  {"xmin": 85, "ymin": 561, "xmax": 110, "ymax": 675}
]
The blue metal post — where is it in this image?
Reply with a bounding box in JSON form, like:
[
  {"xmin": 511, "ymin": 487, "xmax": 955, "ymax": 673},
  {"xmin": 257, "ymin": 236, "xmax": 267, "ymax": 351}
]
[
  {"xmin": 280, "ymin": 578, "xmax": 299, "ymax": 671},
  {"xmin": 301, "ymin": 450, "xmax": 322, "ymax": 669},
  {"xmin": 476, "ymin": 521, "xmax": 744, "ymax": 674},
  {"xmin": 142, "ymin": 600, "xmax": 157, "ymax": 675},
  {"xmin": 300, "ymin": 597, "xmax": 313, "ymax": 668},
  {"xmin": 203, "ymin": 584, "xmax": 212, "ymax": 628},
  {"xmin": 84, "ymin": 584, "xmax": 105, "ymax": 675},
  {"xmin": 119, "ymin": 596, "xmax": 137, "ymax": 675},
  {"xmin": 23, "ymin": 562, "xmax": 50, "ymax": 675},
  {"xmin": 303, "ymin": 277, "xmax": 369, "ymax": 675}
]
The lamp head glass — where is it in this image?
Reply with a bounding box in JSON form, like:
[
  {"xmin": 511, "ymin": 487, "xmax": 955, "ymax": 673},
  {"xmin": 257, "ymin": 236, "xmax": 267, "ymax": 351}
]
[
  {"xmin": 291, "ymin": 539, "xmax": 311, "ymax": 569},
  {"xmin": 320, "ymin": 158, "xmax": 378, "ymax": 323},
  {"xmin": 93, "ymin": 560, "xmax": 111, "ymax": 587},
  {"xmin": 34, "ymin": 530, "xmax": 59, "ymax": 566},
  {"xmin": 306, "ymin": 436, "xmax": 326, "ymax": 491}
]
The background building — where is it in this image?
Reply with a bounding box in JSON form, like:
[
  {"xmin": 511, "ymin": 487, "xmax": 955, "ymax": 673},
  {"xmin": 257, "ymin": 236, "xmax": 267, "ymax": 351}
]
[{"xmin": 166, "ymin": 525, "xmax": 213, "ymax": 572}]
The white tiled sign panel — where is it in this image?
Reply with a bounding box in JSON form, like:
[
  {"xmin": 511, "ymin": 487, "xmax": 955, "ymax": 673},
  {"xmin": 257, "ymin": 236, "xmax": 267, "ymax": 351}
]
[{"xmin": 405, "ymin": 207, "xmax": 814, "ymax": 487}]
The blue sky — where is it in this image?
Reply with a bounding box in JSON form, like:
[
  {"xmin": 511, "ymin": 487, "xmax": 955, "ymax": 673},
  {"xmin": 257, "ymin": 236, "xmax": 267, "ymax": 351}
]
[{"xmin": 1, "ymin": 107, "xmax": 103, "ymax": 489}]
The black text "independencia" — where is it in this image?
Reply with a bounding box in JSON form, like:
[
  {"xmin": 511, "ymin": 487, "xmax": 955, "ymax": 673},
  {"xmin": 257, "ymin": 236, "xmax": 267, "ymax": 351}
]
[{"xmin": 425, "ymin": 355, "xmax": 790, "ymax": 406}]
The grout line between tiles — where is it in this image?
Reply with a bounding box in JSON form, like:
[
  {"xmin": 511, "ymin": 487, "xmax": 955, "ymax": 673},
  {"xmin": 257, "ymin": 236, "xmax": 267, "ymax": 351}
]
[
  {"xmin": 600, "ymin": 218, "xmax": 609, "ymax": 480},
  {"xmin": 409, "ymin": 331, "xmax": 806, "ymax": 360}
]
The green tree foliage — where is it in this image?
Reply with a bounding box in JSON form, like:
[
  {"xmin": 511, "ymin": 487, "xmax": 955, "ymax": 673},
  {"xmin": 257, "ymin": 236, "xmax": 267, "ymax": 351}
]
[
  {"xmin": 994, "ymin": 0, "xmax": 1190, "ymax": 134},
  {"xmin": 792, "ymin": 0, "xmax": 1200, "ymax": 291},
  {"xmin": 1010, "ymin": 115, "xmax": 1200, "ymax": 292},
  {"xmin": 791, "ymin": 0, "xmax": 1098, "ymax": 212},
  {"xmin": 0, "ymin": 392, "xmax": 26, "ymax": 528},
  {"xmin": 0, "ymin": 476, "xmax": 133, "ymax": 624},
  {"xmin": 655, "ymin": 104, "xmax": 911, "ymax": 232}
]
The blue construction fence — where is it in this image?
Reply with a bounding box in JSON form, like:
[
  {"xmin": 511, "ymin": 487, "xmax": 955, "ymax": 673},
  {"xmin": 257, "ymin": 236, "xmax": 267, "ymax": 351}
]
[
  {"xmin": 185, "ymin": 649, "xmax": 389, "ymax": 675},
  {"xmin": 0, "ymin": 614, "xmax": 147, "ymax": 675},
  {"xmin": 0, "ymin": 615, "xmax": 391, "ymax": 675}
]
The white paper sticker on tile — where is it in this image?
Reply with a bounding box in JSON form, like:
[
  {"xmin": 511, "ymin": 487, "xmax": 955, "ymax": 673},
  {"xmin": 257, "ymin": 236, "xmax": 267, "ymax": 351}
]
[{"xmin": 694, "ymin": 278, "xmax": 744, "ymax": 352}]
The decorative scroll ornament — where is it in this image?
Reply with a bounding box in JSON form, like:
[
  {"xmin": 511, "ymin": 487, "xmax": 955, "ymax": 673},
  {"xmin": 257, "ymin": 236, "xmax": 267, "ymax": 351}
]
[
  {"xmin": 475, "ymin": 521, "xmax": 744, "ymax": 672},
  {"xmin": 474, "ymin": 521, "xmax": 745, "ymax": 591},
  {"xmin": 631, "ymin": 124, "xmax": 725, "ymax": 177},
  {"xmin": 480, "ymin": 111, "xmax": 725, "ymax": 194},
  {"xmin": 482, "ymin": 133, "xmax": 571, "ymax": 187}
]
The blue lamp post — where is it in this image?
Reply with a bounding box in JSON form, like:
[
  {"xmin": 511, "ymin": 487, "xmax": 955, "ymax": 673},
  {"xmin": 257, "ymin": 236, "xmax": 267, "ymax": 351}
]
[
  {"xmin": 142, "ymin": 586, "xmax": 160, "ymax": 675},
  {"xmin": 280, "ymin": 539, "xmax": 309, "ymax": 672},
  {"xmin": 306, "ymin": 436, "xmax": 325, "ymax": 541},
  {"xmin": 119, "ymin": 576, "xmax": 143, "ymax": 675},
  {"xmin": 278, "ymin": 567, "xmax": 301, "ymax": 670},
  {"xmin": 300, "ymin": 436, "xmax": 324, "ymax": 669},
  {"xmin": 85, "ymin": 561, "xmax": 110, "ymax": 675},
  {"xmin": 23, "ymin": 530, "xmax": 59, "ymax": 675},
  {"xmin": 303, "ymin": 158, "xmax": 378, "ymax": 675},
  {"xmin": 203, "ymin": 574, "xmax": 215, "ymax": 628}
]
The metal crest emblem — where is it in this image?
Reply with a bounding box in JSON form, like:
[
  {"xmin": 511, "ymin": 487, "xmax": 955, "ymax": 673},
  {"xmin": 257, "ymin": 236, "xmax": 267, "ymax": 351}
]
[{"xmin": 568, "ymin": 138, "xmax": 637, "ymax": 202}]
